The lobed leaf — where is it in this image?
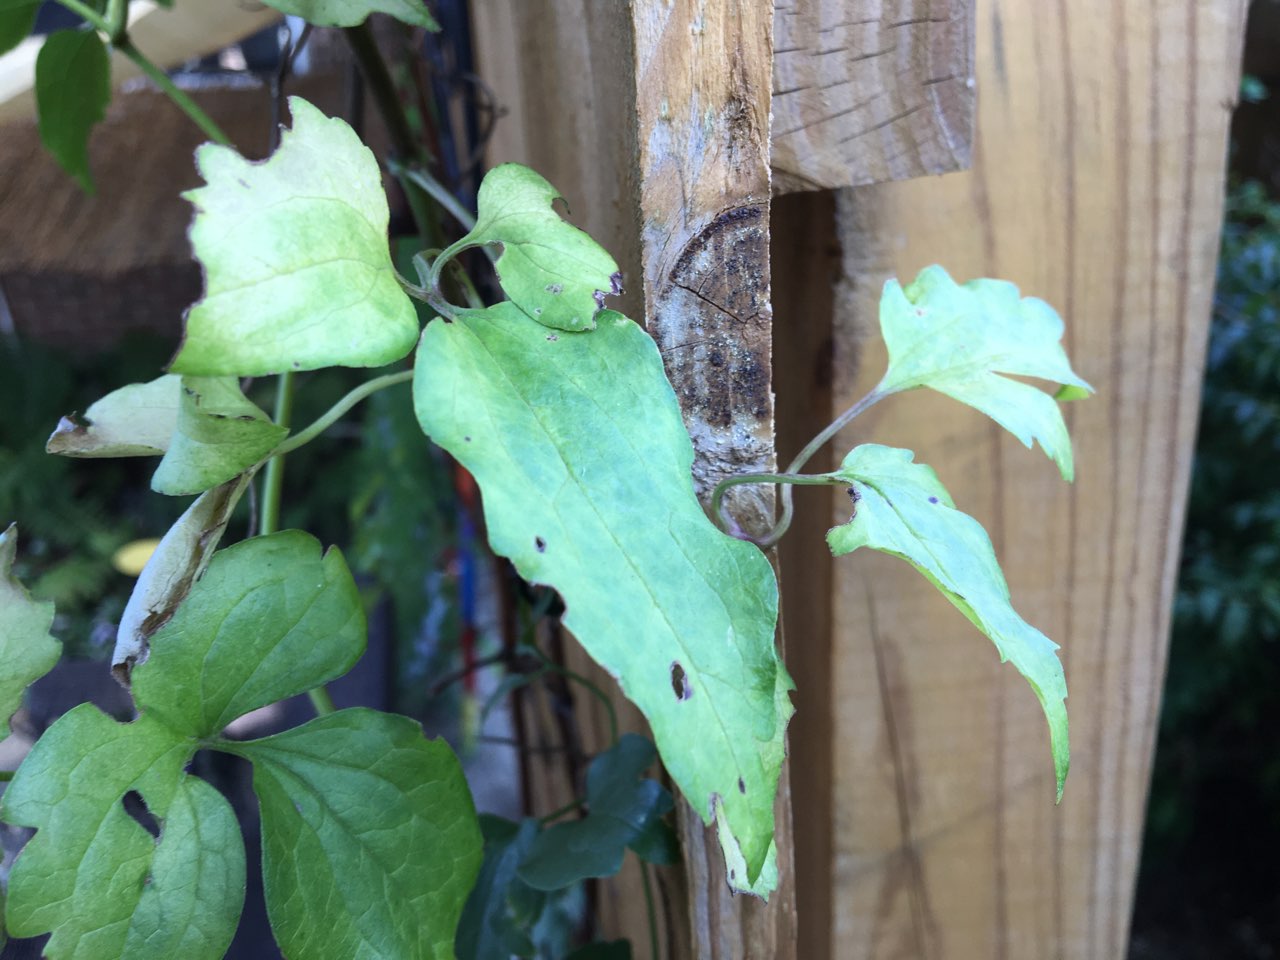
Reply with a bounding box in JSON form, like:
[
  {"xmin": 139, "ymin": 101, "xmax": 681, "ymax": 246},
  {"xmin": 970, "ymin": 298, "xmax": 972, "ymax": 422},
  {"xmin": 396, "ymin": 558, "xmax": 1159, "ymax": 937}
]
[
  {"xmin": 132, "ymin": 531, "xmax": 365, "ymax": 739},
  {"xmin": 414, "ymin": 303, "xmax": 791, "ymax": 891},
  {"xmin": 825, "ymin": 443, "xmax": 1070, "ymax": 798},
  {"xmin": 876, "ymin": 265, "xmax": 1093, "ymax": 480},
  {"xmin": 259, "ymin": 0, "xmax": 439, "ymax": 30},
  {"xmin": 518, "ymin": 735, "xmax": 672, "ymax": 890},
  {"xmin": 232, "ymin": 709, "xmax": 483, "ymax": 960},
  {"xmin": 35, "ymin": 29, "xmax": 110, "ymax": 192},
  {"xmin": 0, "ymin": 706, "xmax": 240, "ymax": 960},
  {"xmin": 0, "ymin": 524, "xmax": 61, "ymax": 733},
  {"xmin": 172, "ymin": 97, "xmax": 418, "ymax": 377},
  {"xmin": 150, "ymin": 377, "xmax": 286, "ymax": 496},
  {"xmin": 47, "ymin": 375, "xmax": 181, "ymax": 458},
  {"xmin": 444, "ymin": 164, "xmax": 621, "ymax": 331}
]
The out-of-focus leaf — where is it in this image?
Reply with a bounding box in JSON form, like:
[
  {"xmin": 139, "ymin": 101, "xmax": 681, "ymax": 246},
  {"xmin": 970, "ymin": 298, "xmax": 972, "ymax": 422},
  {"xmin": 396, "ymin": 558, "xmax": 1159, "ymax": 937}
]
[
  {"xmin": 35, "ymin": 29, "xmax": 110, "ymax": 192},
  {"xmin": 456, "ymin": 816, "xmax": 543, "ymax": 960},
  {"xmin": 0, "ymin": 1, "xmax": 38, "ymax": 56},
  {"xmin": 259, "ymin": 0, "xmax": 438, "ymax": 30}
]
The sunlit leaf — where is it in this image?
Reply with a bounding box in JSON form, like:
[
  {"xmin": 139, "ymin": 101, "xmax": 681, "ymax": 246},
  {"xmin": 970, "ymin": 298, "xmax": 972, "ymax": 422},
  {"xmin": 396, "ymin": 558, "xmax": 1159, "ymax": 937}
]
[
  {"xmin": 0, "ymin": 524, "xmax": 60, "ymax": 733},
  {"xmin": 47, "ymin": 375, "xmax": 180, "ymax": 458},
  {"xmin": 443, "ymin": 164, "xmax": 621, "ymax": 331},
  {"xmin": 172, "ymin": 97, "xmax": 418, "ymax": 377},
  {"xmin": 149, "ymin": 377, "xmax": 286, "ymax": 496},
  {"xmin": 133, "ymin": 531, "xmax": 364, "ymax": 738},
  {"xmin": 0, "ymin": 706, "xmax": 242, "ymax": 960},
  {"xmin": 518, "ymin": 735, "xmax": 671, "ymax": 890},
  {"xmin": 826, "ymin": 443, "xmax": 1069, "ymax": 798},
  {"xmin": 259, "ymin": 0, "xmax": 438, "ymax": 30},
  {"xmin": 876, "ymin": 265, "xmax": 1093, "ymax": 480},
  {"xmin": 230, "ymin": 709, "xmax": 482, "ymax": 960},
  {"xmin": 35, "ymin": 29, "xmax": 110, "ymax": 192},
  {"xmin": 415, "ymin": 303, "xmax": 791, "ymax": 892}
]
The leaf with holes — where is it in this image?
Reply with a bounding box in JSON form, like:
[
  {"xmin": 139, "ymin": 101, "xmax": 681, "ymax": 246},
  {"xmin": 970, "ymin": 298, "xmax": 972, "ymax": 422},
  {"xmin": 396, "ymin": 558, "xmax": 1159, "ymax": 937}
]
[
  {"xmin": 441, "ymin": 164, "xmax": 621, "ymax": 331},
  {"xmin": 132, "ymin": 531, "xmax": 364, "ymax": 737},
  {"xmin": 228, "ymin": 709, "xmax": 482, "ymax": 960},
  {"xmin": 171, "ymin": 97, "xmax": 418, "ymax": 377},
  {"xmin": 47, "ymin": 375, "xmax": 181, "ymax": 459},
  {"xmin": 259, "ymin": 0, "xmax": 438, "ymax": 29},
  {"xmin": 876, "ymin": 265, "xmax": 1093, "ymax": 480},
  {"xmin": 150, "ymin": 377, "xmax": 287, "ymax": 496},
  {"xmin": 414, "ymin": 303, "xmax": 791, "ymax": 893},
  {"xmin": 826, "ymin": 443, "xmax": 1070, "ymax": 798},
  {"xmin": 0, "ymin": 705, "xmax": 243, "ymax": 960},
  {"xmin": 518, "ymin": 735, "xmax": 671, "ymax": 890},
  {"xmin": 35, "ymin": 29, "xmax": 110, "ymax": 192},
  {"xmin": 0, "ymin": 524, "xmax": 60, "ymax": 733}
]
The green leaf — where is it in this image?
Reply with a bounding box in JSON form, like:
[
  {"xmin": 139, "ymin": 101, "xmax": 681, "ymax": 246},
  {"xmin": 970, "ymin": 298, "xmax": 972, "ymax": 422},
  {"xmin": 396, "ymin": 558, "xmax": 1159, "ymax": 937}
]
[
  {"xmin": 171, "ymin": 96, "xmax": 418, "ymax": 377},
  {"xmin": 259, "ymin": 0, "xmax": 438, "ymax": 30},
  {"xmin": 114, "ymin": 473, "xmax": 253, "ymax": 683},
  {"xmin": 0, "ymin": 524, "xmax": 61, "ymax": 733},
  {"xmin": 0, "ymin": 705, "xmax": 242, "ymax": 960},
  {"xmin": 150, "ymin": 377, "xmax": 287, "ymax": 496},
  {"xmin": 232, "ymin": 708, "xmax": 483, "ymax": 960},
  {"xmin": 518, "ymin": 735, "xmax": 671, "ymax": 890},
  {"xmin": 825, "ymin": 443, "xmax": 1070, "ymax": 798},
  {"xmin": 132, "ymin": 531, "xmax": 364, "ymax": 738},
  {"xmin": 444, "ymin": 164, "xmax": 621, "ymax": 331},
  {"xmin": 0, "ymin": 1, "xmax": 38, "ymax": 57},
  {"xmin": 47, "ymin": 375, "xmax": 181, "ymax": 458},
  {"xmin": 876, "ymin": 265, "xmax": 1093, "ymax": 480},
  {"xmin": 414, "ymin": 303, "xmax": 792, "ymax": 891},
  {"xmin": 456, "ymin": 816, "xmax": 543, "ymax": 960},
  {"xmin": 35, "ymin": 29, "xmax": 110, "ymax": 192}
]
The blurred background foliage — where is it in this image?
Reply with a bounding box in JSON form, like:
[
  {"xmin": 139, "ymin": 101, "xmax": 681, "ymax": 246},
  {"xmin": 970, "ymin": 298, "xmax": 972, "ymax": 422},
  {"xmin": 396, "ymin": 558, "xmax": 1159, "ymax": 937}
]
[{"xmin": 1129, "ymin": 71, "xmax": 1280, "ymax": 958}]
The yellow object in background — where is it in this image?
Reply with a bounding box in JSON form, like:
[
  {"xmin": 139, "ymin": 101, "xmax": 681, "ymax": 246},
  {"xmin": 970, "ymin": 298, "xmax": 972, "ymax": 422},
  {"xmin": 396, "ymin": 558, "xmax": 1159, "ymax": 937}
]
[{"xmin": 112, "ymin": 539, "xmax": 161, "ymax": 576}]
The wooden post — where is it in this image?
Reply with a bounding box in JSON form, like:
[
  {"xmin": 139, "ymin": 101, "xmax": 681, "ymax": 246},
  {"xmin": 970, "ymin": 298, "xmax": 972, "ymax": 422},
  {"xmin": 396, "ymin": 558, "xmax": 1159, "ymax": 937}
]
[{"xmin": 777, "ymin": 1, "xmax": 1249, "ymax": 957}]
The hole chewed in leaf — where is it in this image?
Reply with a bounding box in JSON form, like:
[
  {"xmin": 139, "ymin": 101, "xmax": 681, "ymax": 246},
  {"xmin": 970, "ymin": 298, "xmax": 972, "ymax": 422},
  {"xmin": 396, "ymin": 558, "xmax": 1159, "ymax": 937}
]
[
  {"xmin": 670, "ymin": 662, "xmax": 691, "ymax": 701},
  {"xmin": 122, "ymin": 790, "xmax": 161, "ymax": 840},
  {"xmin": 738, "ymin": 777, "xmax": 746, "ymax": 795},
  {"xmin": 535, "ymin": 537, "xmax": 546, "ymax": 553}
]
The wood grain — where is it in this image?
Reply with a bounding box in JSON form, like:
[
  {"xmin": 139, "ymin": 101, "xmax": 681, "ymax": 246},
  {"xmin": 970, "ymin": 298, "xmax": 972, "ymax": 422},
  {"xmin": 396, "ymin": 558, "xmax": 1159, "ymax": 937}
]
[
  {"xmin": 472, "ymin": 2, "xmax": 796, "ymax": 955},
  {"xmin": 785, "ymin": 2, "xmax": 1248, "ymax": 957},
  {"xmin": 772, "ymin": 0, "xmax": 974, "ymax": 193}
]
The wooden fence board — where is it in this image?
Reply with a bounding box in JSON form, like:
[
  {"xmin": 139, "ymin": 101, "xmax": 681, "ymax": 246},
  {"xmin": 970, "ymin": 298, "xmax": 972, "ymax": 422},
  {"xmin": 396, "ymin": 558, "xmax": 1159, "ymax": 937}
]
[{"xmin": 778, "ymin": 2, "xmax": 1248, "ymax": 957}]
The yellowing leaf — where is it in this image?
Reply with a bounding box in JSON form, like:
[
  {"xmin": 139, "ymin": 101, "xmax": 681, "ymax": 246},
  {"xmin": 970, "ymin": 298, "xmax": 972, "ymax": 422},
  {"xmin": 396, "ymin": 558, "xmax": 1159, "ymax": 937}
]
[
  {"xmin": 826, "ymin": 444, "xmax": 1070, "ymax": 798},
  {"xmin": 47, "ymin": 375, "xmax": 180, "ymax": 458},
  {"xmin": 441, "ymin": 164, "xmax": 621, "ymax": 331},
  {"xmin": 877, "ymin": 266, "xmax": 1093, "ymax": 480},
  {"xmin": 414, "ymin": 304, "xmax": 791, "ymax": 891},
  {"xmin": 172, "ymin": 97, "xmax": 418, "ymax": 377}
]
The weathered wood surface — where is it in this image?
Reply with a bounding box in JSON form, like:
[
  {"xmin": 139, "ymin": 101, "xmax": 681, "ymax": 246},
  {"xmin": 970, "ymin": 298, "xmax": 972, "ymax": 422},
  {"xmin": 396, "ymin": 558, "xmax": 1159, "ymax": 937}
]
[
  {"xmin": 772, "ymin": 0, "xmax": 974, "ymax": 193},
  {"xmin": 778, "ymin": 1, "xmax": 1249, "ymax": 957},
  {"xmin": 0, "ymin": 0, "xmax": 282, "ymax": 125},
  {"xmin": 472, "ymin": 1, "xmax": 799, "ymax": 956}
]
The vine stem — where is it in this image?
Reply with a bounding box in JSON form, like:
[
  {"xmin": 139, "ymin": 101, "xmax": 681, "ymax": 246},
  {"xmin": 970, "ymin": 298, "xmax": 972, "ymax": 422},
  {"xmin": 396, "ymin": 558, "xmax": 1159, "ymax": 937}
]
[
  {"xmin": 272, "ymin": 370, "xmax": 414, "ymax": 458},
  {"xmin": 711, "ymin": 386, "xmax": 886, "ymax": 547},
  {"xmin": 259, "ymin": 371, "xmax": 295, "ymax": 538},
  {"xmin": 538, "ymin": 797, "xmax": 584, "ymax": 825},
  {"xmin": 640, "ymin": 859, "xmax": 660, "ymax": 960},
  {"xmin": 51, "ymin": 0, "xmax": 107, "ymax": 32},
  {"xmin": 116, "ymin": 40, "xmax": 231, "ymax": 146},
  {"xmin": 397, "ymin": 164, "xmax": 479, "ymax": 233}
]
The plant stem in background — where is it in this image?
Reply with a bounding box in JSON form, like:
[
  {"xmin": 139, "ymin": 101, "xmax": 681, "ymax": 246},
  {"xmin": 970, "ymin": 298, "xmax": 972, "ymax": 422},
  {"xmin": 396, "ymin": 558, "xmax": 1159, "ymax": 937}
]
[
  {"xmin": 116, "ymin": 39, "xmax": 231, "ymax": 146},
  {"xmin": 259, "ymin": 372, "xmax": 295, "ymax": 538},
  {"xmin": 640, "ymin": 860, "xmax": 660, "ymax": 960},
  {"xmin": 343, "ymin": 22, "xmax": 444, "ymax": 250}
]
